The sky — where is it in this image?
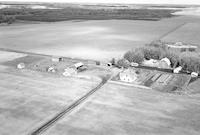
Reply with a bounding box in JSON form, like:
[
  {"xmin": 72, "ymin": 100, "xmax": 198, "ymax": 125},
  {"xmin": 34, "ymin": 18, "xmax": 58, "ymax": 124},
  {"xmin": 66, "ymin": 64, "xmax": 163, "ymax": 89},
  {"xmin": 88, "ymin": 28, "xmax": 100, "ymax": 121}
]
[{"xmin": 0, "ymin": 0, "xmax": 200, "ymax": 5}]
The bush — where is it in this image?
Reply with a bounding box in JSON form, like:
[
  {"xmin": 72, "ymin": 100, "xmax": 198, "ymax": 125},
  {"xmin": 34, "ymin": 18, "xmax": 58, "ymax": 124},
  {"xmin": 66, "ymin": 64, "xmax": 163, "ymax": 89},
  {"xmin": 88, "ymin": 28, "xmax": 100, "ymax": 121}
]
[
  {"xmin": 123, "ymin": 48, "xmax": 144, "ymax": 64},
  {"xmin": 116, "ymin": 59, "xmax": 130, "ymax": 68}
]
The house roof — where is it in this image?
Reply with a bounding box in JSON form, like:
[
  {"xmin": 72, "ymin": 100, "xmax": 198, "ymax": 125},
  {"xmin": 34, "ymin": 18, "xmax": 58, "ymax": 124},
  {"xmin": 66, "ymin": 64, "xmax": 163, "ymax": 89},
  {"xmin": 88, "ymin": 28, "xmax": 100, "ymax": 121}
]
[{"xmin": 74, "ymin": 62, "xmax": 84, "ymax": 68}]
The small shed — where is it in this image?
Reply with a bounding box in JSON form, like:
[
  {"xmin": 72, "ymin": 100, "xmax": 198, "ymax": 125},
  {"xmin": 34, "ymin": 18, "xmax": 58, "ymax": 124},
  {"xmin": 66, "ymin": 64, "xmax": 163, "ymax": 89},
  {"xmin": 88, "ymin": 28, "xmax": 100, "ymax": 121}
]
[
  {"xmin": 74, "ymin": 62, "xmax": 84, "ymax": 69},
  {"xmin": 191, "ymin": 72, "xmax": 198, "ymax": 77},
  {"xmin": 158, "ymin": 58, "xmax": 171, "ymax": 69},
  {"xmin": 119, "ymin": 69, "xmax": 138, "ymax": 83},
  {"xmin": 130, "ymin": 62, "xmax": 139, "ymax": 67},
  {"xmin": 17, "ymin": 63, "xmax": 25, "ymax": 69},
  {"xmin": 47, "ymin": 66, "xmax": 56, "ymax": 72}
]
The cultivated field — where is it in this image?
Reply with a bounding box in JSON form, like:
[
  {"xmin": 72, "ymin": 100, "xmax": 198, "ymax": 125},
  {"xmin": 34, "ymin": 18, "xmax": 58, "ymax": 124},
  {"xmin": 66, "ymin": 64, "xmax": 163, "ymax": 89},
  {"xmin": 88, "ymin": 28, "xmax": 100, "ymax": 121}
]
[
  {"xmin": 0, "ymin": 19, "xmax": 183, "ymax": 61},
  {"xmin": 0, "ymin": 66, "xmax": 100, "ymax": 135},
  {"xmin": 1, "ymin": 14, "xmax": 200, "ymax": 61},
  {"xmin": 163, "ymin": 22, "xmax": 200, "ymax": 46},
  {"xmin": 43, "ymin": 83, "xmax": 200, "ymax": 135}
]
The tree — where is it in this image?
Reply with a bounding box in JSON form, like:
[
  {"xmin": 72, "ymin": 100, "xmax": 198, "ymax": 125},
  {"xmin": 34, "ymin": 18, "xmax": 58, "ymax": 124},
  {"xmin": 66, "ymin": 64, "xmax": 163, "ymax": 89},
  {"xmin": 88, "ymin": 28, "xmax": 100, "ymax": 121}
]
[
  {"xmin": 124, "ymin": 48, "xmax": 144, "ymax": 64},
  {"xmin": 116, "ymin": 59, "xmax": 130, "ymax": 68}
]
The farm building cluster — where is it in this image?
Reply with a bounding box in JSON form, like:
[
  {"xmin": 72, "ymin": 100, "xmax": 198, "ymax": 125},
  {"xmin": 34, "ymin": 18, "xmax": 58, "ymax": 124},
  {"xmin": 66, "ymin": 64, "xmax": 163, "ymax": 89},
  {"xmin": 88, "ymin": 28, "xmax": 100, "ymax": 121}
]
[
  {"xmin": 4, "ymin": 55, "xmax": 90, "ymax": 77},
  {"xmin": 166, "ymin": 42, "xmax": 198, "ymax": 52}
]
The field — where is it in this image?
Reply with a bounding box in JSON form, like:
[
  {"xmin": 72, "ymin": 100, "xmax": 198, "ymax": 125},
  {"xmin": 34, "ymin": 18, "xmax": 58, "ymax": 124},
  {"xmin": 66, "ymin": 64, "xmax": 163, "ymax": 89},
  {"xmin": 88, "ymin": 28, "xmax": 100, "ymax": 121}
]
[
  {"xmin": 0, "ymin": 17, "xmax": 190, "ymax": 61},
  {"xmin": 0, "ymin": 65, "xmax": 100, "ymax": 135},
  {"xmin": 43, "ymin": 83, "xmax": 200, "ymax": 135},
  {"xmin": 163, "ymin": 22, "xmax": 200, "ymax": 45}
]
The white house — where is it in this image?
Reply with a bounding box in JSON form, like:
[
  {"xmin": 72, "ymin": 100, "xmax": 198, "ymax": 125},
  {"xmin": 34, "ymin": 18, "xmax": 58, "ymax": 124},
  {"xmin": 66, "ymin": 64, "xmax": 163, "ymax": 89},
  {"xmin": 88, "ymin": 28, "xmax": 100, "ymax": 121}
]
[{"xmin": 119, "ymin": 69, "xmax": 138, "ymax": 83}]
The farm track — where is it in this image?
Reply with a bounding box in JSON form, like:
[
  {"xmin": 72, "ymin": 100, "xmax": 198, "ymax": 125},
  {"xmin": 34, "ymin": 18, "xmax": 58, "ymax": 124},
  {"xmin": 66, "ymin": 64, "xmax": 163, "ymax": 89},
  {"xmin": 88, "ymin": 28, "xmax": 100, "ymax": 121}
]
[
  {"xmin": 0, "ymin": 48, "xmax": 96, "ymax": 64},
  {"xmin": 155, "ymin": 22, "xmax": 187, "ymax": 41},
  {"xmin": 29, "ymin": 75, "xmax": 110, "ymax": 135},
  {"xmin": 0, "ymin": 48, "xmax": 110, "ymax": 134}
]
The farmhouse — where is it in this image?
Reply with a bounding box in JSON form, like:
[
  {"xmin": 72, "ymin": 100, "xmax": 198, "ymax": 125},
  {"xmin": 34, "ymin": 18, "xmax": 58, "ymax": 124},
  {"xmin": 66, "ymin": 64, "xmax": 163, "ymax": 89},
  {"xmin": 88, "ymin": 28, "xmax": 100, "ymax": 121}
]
[
  {"xmin": 119, "ymin": 69, "xmax": 138, "ymax": 83},
  {"xmin": 166, "ymin": 42, "xmax": 198, "ymax": 52}
]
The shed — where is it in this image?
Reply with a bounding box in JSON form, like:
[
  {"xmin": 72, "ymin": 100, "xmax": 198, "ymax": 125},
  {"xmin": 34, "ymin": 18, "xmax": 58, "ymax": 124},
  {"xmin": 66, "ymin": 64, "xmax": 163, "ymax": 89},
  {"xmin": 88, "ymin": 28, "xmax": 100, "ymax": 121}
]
[
  {"xmin": 119, "ymin": 69, "xmax": 138, "ymax": 83},
  {"xmin": 130, "ymin": 62, "xmax": 139, "ymax": 67},
  {"xmin": 47, "ymin": 66, "xmax": 56, "ymax": 72},
  {"xmin": 191, "ymin": 72, "xmax": 198, "ymax": 77},
  {"xmin": 74, "ymin": 62, "xmax": 84, "ymax": 69},
  {"xmin": 17, "ymin": 63, "xmax": 25, "ymax": 69}
]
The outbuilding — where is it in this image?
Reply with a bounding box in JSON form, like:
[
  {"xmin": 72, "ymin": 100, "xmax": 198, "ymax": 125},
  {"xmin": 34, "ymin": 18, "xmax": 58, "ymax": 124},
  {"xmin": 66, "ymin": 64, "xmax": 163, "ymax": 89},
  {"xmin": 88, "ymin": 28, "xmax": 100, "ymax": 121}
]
[
  {"xmin": 17, "ymin": 63, "xmax": 25, "ymax": 69},
  {"xmin": 74, "ymin": 62, "xmax": 84, "ymax": 69},
  {"xmin": 191, "ymin": 72, "xmax": 198, "ymax": 78}
]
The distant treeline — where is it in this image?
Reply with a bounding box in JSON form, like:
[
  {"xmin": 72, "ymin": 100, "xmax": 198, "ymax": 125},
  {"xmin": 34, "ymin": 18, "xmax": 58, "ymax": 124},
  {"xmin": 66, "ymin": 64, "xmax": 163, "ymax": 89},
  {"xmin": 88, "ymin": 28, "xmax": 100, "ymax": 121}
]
[
  {"xmin": 0, "ymin": 15, "xmax": 16, "ymax": 24},
  {"xmin": 0, "ymin": 6, "xmax": 177, "ymax": 23}
]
